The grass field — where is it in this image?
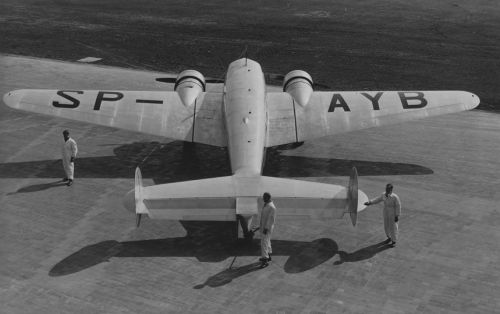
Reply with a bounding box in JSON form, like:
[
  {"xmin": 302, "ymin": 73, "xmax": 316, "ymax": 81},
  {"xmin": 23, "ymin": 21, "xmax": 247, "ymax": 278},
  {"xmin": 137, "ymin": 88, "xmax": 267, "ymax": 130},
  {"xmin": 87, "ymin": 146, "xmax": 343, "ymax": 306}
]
[{"xmin": 1, "ymin": 0, "xmax": 498, "ymax": 111}]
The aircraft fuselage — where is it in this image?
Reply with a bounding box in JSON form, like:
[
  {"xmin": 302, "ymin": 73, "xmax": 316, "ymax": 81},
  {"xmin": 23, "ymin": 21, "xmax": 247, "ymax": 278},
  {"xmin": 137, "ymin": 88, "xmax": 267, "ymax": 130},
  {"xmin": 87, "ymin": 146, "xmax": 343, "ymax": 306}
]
[{"xmin": 223, "ymin": 59, "xmax": 267, "ymax": 177}]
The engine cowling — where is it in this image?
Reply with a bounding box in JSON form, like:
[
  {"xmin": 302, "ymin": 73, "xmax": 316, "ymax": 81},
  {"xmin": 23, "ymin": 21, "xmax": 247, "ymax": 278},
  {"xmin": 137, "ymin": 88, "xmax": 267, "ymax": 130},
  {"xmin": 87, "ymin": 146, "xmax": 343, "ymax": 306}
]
[
  {"xmin": 175, "ymin": 70, "xmax": 206, "ymax": 107},
  {"xmin": 283, "ymin": 70, "xmax": 313, "ymax": 107}
]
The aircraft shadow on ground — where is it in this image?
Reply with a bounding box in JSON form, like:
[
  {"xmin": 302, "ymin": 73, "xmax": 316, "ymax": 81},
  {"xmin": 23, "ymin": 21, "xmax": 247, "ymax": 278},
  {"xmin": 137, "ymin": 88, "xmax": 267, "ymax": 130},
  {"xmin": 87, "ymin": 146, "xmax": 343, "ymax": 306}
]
[
  {"xmin": 264, "ymin": 142, "xmax": 433, "ymax": 177},
  {"xmin": 49, "ymin": 221, "xmax": 346, "ymax": 278},
  {"xmin": 2, "ymin": 141, "xmax": 432, "ymax": 194},
  {"xmin": 190, "ymin": 240, "xmax": 393, "ymax": 289}
]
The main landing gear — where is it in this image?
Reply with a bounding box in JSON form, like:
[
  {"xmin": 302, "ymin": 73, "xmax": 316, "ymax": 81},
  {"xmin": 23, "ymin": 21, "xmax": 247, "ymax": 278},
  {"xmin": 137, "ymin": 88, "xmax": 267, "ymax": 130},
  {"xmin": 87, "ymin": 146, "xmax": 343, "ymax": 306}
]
[{"xmin": 236, "ymin": 214, "xmax": 259, "ymax": 244}]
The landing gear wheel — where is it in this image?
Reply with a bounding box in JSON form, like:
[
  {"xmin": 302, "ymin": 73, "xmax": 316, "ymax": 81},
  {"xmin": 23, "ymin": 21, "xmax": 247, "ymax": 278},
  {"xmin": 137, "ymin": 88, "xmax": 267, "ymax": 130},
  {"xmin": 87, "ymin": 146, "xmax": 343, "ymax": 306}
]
[{"xmin": 244, "ymin": 233, "xmax": 254, "ymax": 244}]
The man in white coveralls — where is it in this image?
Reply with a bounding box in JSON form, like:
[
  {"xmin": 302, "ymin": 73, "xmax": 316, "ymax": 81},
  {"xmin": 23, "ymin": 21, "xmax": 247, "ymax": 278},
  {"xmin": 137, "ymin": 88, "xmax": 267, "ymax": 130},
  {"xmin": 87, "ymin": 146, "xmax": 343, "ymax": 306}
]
[
  {"xmin": 259, "ymin": 192, "xmax": 276, "ymax": 268},
  {"xmin": 62, "ymin": 130, "xmax": 78, "ymax": 186},
  {"xmin": 364, "ymin": 183, "xmax": 401, "ymax": 248}
]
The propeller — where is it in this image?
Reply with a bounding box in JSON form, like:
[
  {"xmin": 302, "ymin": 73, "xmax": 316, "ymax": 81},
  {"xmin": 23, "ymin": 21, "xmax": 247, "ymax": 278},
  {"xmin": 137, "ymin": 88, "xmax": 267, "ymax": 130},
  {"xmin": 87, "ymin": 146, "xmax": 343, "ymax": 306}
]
[
  {"xmin": 156, "ymin": 73, "xmax": 329, "ymax": 88},
  {"xmin": 156, "ymin": 77, "xmax": 224, "ymax": 84}
]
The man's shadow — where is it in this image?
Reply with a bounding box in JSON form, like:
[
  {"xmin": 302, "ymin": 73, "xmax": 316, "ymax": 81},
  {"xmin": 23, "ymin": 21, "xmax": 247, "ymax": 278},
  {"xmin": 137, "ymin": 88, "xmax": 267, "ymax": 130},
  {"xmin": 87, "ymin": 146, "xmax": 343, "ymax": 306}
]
[
  {"xmin": 333, "ymin": 241, "xmax": 391, "ymax": 265},
  {"xmin": 3, "ymin": 141, "xmax": 432, "ymax": 194},
  {"xmin": 7, "ymin": 180, "xmax": 68, "ymax": 194},
  {"xmin": 193, "ymin": 262, "xmax": 262, "ymax": 289}
]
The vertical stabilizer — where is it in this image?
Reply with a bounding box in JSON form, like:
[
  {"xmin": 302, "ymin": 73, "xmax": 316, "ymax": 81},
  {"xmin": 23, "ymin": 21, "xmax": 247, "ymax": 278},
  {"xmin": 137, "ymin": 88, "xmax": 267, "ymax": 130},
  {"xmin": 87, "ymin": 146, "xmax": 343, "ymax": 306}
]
[
  {"xmin": 135, "ymin": 167, "xmax": 149, "ymax": 227},
  {"xmin": 347, "ymin": 167, "xmax": 359, "ymax": 227}
]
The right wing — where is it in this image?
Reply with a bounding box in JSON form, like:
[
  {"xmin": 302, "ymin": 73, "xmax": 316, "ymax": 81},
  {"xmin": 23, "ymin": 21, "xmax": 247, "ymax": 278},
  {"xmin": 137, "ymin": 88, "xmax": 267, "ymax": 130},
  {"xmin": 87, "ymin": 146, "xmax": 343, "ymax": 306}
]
[
  {"xmin": 266, "ymin": 90, "xmax": 479, "ymax": 146},
  {"xmin": 3, "ymin": 89, "xmax": 226, "ymax": 147}
]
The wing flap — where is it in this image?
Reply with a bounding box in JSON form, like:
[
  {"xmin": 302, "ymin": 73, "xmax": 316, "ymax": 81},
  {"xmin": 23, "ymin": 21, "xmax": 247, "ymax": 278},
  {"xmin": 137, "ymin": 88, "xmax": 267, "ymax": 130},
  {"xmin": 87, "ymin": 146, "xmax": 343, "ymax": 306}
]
[
  {"xmin": 193, "ymin": 92, "xmax": 226, "ymax": 146},
  {"xmin": 266, "ymin": 92, "xmax": 297, "ymax": 146}
]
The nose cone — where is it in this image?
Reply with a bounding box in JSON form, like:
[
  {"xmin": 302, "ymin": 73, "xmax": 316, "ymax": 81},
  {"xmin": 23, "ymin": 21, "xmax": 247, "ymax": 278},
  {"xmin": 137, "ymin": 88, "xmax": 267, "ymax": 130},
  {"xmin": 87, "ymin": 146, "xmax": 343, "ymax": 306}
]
[
  {"xmin": 3, "ymin": 90, "xmax": 23, "ymax": 109},
  {"xmin": 463, "ymin": 92, "xmax": 480, "ymax": 110},
  {"xmin": 289, "ymin": 86, "xmax": 312, "ymax": 107}
]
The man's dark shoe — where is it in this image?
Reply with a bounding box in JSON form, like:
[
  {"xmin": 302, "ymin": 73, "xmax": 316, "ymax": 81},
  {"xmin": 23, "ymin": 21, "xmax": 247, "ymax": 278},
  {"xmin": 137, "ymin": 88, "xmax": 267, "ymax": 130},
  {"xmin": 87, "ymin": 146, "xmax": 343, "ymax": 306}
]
[
  {"xmin": 390, "ymin": 242, "xmax": 396, "ymax": 248},
  {"xmin": 67, "ymin": 180, "xmax": 73, "ymax": 186},
  {"xmin": 268, "ymin": 254, "xmax": 272, "ymax": 261},
  {"xmin": 259, "ymin": 257, "xmax": 267, "ymax": 262},
  {"xmin": 384, "ymin": 238, "xmax": 392, "ymax": 244},
  {"xmin": 259, "ymin": 261, "xmax": 269, "ymax": 268},
  {"xmin": 63, "ymin": 177, "xmax": 69, "ymax": 181}
]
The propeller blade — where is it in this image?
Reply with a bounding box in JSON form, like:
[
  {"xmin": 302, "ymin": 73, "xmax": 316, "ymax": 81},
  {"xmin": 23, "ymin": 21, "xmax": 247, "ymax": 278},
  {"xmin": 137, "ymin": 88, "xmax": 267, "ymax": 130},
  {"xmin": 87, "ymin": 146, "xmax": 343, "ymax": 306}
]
[
  {"xmin": 155, "ymin": 77, "xmax": 177, "ymax": 83},
  {"xmin": 265, "ymin": 73, "xmax": 285, "ymax": 81},
  {"xmin": 313, "ymin": 82, "xmax": 330, "ymax": 89},
  {"xmin": 205, "ymin": 78, "xmax": 225, "ymax": 84},
  {"xmin": 157, "ymin": 77, "xmax": 224, "ymax": 84}
]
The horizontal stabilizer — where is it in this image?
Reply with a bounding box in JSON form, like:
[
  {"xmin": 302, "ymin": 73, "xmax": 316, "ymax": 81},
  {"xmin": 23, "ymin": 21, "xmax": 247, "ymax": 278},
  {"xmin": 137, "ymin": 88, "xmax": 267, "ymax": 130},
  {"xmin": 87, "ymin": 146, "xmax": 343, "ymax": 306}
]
[{"xmin": 123, "ymin": 175, "xmax": 369, "ymax": 223}]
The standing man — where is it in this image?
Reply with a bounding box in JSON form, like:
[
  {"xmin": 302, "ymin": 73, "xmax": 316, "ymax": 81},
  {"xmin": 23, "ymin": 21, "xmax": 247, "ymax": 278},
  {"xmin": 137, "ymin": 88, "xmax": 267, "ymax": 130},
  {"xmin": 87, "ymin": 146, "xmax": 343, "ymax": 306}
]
[
  {"xmin": 364, "ymin": 183, "xmax": 401, "ymax": 248},
  {"xmin": 259, "ymin": 192, "xmax": 276, "ymax": 268},
  {"xmin": 62, "ymin": 130, "xmax": 78, "ymax": 186}
]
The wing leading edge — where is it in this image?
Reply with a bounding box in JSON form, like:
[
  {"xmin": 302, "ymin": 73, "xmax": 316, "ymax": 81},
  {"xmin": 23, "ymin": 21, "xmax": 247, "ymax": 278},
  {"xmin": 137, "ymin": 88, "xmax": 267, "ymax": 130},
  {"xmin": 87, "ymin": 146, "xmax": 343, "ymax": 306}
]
[{"xmin": 266, "ymin": 90, "xmax": 479, "ymax": 146}]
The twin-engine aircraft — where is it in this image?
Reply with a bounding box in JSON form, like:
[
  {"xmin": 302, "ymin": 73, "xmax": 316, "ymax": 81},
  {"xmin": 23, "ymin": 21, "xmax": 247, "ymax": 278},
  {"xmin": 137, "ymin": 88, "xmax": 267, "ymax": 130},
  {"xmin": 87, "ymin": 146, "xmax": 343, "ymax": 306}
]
[{"xmin": 3, "ymin": 58, "xmax": 480, "ymax": 241}]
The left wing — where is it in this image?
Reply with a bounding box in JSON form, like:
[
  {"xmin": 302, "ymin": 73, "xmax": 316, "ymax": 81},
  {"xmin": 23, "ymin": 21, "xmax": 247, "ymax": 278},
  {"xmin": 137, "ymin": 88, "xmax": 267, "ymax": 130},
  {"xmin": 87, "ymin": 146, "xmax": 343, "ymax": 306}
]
[
  {"xmin": 266, "ymin": 90, "xmax": 479, "ymax": 146},
  {"xmin": 3, "ymin": 89, "xmax": 226, "ymax": 147}
]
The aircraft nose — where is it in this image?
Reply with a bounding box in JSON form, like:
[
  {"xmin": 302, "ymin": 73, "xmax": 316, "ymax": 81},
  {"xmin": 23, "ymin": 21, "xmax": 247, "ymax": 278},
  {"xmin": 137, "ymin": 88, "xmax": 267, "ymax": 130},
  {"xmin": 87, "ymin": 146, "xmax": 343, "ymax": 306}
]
[
  {"xmin": 463, "ymin": 92, "xmax": 480, "ymax": 110},
  {"xmin": 3, "ymin": 90, "xmax": 23, "ymax": 109}
]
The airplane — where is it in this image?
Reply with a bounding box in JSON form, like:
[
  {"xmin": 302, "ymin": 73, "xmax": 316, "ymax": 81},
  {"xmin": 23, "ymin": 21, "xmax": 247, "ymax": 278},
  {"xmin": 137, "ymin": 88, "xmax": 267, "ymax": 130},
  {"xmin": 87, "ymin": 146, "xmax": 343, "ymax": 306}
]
[{"xmin": 3, "ymin": 58, "xmax": 480, "ymax": 242}]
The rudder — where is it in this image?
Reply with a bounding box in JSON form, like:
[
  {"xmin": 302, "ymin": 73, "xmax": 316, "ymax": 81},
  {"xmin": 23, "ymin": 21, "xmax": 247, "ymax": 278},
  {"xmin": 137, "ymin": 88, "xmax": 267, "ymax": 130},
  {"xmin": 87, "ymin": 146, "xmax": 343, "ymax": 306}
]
[
  {"xmin": 347, "ymin": 167, "xmax": 358, "ymax": 227},
  {"xmin": 135, "ymin": 167, "xmax": 149, "ymax": 227}
]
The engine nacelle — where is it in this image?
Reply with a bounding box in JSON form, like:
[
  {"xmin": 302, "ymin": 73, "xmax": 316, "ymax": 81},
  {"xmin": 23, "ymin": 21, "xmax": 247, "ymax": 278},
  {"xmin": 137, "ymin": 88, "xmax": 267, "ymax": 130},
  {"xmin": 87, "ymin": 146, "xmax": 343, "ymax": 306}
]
[
  {"xmin": 175, "ymin": 70, "xmax": 206, "ymax": 107},
  {"xmin": 283, "ymin": 70, "xmax": 313, "ymax": 107}
]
